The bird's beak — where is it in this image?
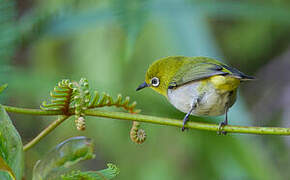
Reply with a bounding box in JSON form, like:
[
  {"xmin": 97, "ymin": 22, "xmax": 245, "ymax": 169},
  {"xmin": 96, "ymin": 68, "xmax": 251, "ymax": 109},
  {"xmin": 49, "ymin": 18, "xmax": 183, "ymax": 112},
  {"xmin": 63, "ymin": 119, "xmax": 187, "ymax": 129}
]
[{"xmin": 136, "ymin": 82, "xmax": 149, "ymax": 91}]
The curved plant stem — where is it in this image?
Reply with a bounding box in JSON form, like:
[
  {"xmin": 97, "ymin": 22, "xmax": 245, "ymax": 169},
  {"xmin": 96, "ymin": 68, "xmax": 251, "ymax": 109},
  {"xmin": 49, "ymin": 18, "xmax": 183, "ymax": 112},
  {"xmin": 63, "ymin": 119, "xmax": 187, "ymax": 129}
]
[{"xmin": 23, "ymin": 115, "xmax": 69, "ymax": 151}]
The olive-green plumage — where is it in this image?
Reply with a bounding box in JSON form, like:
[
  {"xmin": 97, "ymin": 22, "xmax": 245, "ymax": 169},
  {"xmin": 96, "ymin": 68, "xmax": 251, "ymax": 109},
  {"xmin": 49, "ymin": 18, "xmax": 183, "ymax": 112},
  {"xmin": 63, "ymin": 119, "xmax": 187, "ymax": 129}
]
[
  {"xmin": 137, "ymin": 56, "xmax": 254, "ymax": 131},
  {"xmin": 144, "ymin": 56, "xmax": 253, "ymax": 96}
]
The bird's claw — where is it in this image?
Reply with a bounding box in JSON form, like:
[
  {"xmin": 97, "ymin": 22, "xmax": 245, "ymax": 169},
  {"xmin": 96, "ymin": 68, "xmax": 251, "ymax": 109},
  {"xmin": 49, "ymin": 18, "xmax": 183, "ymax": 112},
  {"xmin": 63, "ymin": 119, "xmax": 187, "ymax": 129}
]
[
  {"xmin": 181, "ymin": 125, "xmax": 187, "ymax": 132},
  {"xmin": 218, "ymin": 122, "xmax": 227, "ymax": 135}
]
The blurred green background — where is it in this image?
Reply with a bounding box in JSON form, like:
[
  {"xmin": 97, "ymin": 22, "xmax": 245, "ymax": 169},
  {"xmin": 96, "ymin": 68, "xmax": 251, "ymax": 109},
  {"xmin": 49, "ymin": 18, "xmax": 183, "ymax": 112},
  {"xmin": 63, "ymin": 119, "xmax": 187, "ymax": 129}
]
[{"xmin": 1, "ymin": 0, "xmax": 290, "ymax": 179}]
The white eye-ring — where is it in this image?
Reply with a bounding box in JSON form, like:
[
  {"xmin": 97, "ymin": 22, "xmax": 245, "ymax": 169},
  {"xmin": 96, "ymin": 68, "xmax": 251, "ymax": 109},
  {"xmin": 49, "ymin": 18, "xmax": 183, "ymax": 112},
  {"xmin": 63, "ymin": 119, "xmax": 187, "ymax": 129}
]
[{"xmin": 151, "ymin": 77, "xmax": 160, "ymax": 87}]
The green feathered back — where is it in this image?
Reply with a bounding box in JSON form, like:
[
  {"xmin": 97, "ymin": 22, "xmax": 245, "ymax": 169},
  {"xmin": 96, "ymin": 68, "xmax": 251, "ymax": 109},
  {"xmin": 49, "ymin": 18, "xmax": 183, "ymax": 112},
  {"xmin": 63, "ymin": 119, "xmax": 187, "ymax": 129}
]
[{"xmin": 145, "ymin": 56, "xmax": 254, "ymax": 96}]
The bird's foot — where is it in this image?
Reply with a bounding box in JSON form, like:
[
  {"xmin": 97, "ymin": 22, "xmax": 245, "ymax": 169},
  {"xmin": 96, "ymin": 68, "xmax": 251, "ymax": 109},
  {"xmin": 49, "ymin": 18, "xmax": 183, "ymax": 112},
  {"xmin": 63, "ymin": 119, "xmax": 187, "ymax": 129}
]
[
  {"xmin": 181, "ymin": 116, "xmax": 189, "ymax": 132},
  {"xmin": 218, "ymin": 121, "xmax": 227, "ymax": 135},
  {"xmin": 181, "ymin": 97, "xmax": 201, "ymax": 132},
  {"xmin": 181, "ymin": 124, "xmax": 187, "ymax": 132}
]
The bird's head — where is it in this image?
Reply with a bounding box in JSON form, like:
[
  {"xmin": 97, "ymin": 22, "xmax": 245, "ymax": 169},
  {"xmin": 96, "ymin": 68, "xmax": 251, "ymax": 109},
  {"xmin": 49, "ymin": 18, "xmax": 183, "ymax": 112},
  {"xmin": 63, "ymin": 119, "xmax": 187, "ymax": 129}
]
[{"xmin": 136, "ymin": 56, "xmax": 184, "ymax": 97}]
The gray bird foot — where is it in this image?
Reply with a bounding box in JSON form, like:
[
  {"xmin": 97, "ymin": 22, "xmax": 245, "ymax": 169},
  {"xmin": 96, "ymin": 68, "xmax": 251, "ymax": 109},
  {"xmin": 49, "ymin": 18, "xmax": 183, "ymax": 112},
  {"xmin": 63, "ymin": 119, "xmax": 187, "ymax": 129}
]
[
  {"xmin": 218, "ymin": 122, "xmax": 227, "ymax": 135},
  {"xmin": 182, "ymin": 114, "xmax": 190, "ymax": 132}
]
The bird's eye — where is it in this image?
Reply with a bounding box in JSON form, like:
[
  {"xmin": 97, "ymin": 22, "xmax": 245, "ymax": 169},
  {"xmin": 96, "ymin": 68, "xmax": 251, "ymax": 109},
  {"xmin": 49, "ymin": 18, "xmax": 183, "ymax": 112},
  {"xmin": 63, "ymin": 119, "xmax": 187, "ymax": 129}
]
[{"xmin": 151, "ymin": 77, "xmax": 160, "ymax": 87}]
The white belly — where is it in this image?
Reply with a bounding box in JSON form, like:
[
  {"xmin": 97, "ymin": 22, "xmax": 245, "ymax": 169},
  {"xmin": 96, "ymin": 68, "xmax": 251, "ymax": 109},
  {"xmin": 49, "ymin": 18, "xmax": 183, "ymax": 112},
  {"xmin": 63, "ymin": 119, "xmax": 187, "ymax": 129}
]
[{"xmin": 167, "ymin": 81, "xmax": 232, "ymax": 116}]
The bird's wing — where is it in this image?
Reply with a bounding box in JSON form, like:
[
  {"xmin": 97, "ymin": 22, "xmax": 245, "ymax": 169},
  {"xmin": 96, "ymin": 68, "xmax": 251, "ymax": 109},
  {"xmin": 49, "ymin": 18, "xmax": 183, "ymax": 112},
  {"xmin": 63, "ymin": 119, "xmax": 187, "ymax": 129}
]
[{"xmin": 168, "ymin": 62, "xmax": 229, "ymax": 88}]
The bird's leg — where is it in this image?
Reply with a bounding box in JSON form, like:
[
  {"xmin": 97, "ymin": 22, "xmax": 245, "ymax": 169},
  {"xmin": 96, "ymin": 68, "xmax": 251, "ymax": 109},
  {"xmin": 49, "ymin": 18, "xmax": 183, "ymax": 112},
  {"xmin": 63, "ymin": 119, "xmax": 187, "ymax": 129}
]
[
  {"xmin": 218, "ymin": 107, "xmax": 229, "ymax": 135},
  {"xmin": 182, "ymin": 106, "xmax": 194, "ymax": 131},
  {"xmin": 182, "ymin": 97, "xmax": 201, "ymax": 131}
]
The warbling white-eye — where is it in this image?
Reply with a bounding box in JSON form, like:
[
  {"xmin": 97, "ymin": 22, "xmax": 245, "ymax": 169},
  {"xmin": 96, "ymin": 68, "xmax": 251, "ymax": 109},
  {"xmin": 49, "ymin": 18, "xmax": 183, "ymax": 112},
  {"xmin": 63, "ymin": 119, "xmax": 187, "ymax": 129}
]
[{"xmin": 136, "ymin": 56, "xmax": 254, "ymax": 132}]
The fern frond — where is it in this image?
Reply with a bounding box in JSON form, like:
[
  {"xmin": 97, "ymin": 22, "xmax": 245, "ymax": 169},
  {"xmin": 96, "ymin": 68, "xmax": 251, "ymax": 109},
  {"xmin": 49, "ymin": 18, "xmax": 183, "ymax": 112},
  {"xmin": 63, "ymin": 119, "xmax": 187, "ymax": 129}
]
[
  {"xmin": 88, "ymin": 91, "xmax": 146, "ymax": 143},
  {"xmin": 40, "ymin": 79, "xmax": 73, "ymax": 114},
  {"xmin": 89, "ymin": 91, "xmax": 146, "ymax": 143},
  {"xmin": 41, "ymin": 78, "xmax": 145, "ymax": 138},
  {"xmin": 61, "ymin": 163, "xmax": 120, "ymax": 180},
  {"xmin": 72, "ymin": 78, "xmax": 90, "ymax": 131},
  {"xmin": 130, "ymin": 121, "xmax": 146, "ymax": 144},
  {"xmin": 88, "ymin": 92, "xmax": 141, "ymax": 113},
  {"xmin": 41, "ymin": 78, "xmax": 91, "ymax": 130},
  {"xmin": 72, "ymin": 78, "xmax": 91, "ymax": 131}
]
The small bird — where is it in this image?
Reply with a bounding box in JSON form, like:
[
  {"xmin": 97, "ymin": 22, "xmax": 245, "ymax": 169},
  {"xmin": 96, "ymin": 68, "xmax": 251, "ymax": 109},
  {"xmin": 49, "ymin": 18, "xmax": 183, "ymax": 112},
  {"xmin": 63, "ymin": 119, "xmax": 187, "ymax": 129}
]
[{"xmin": 136, "ymin": 56, "xmax": 254, "ymax": 132}]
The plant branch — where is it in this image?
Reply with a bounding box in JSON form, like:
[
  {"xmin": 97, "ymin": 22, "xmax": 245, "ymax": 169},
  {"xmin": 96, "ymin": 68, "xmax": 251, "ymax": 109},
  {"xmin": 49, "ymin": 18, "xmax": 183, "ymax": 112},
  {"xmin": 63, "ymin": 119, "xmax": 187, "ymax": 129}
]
[
  {"xmin": 3, "ymin": 105, "xmax": 290, "ymax": 136},
  {"xmin": 23, "ymin": 115, "xmax": 69, "ymax": 151},
  {"xmin": 85, "ymin": 109, "xmax": 290, "ymax": 135},
  {"xmin": 3, "ymin": 105, "xmax": 63, "ymax": 115}
]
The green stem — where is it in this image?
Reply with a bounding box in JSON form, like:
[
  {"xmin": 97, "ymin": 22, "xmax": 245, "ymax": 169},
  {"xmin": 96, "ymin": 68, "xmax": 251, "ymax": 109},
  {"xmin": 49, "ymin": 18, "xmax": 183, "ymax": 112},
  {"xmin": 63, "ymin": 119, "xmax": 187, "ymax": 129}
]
[
  {"xmin": 3, "ymin": 105, "xmax": 290, "ymax": 137},
  {"xmin": 2, "ymin": 105, "xmax": 62, "ymax": 115},
  {"xmin": 23, "ymin": 115, "xmax": 69, "ymax": 151},
  {"xmin": 85, "ymin": 109, "xmax": 290, "ymax": 135}
]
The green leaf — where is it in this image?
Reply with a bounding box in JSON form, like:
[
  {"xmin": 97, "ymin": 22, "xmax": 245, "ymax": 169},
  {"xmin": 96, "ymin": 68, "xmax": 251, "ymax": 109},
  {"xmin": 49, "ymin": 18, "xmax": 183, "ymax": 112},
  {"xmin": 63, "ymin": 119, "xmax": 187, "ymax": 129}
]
[
  {"xmin": 0, "ymin": 156, "xmax": 16, "ymax": 180},
  {"xmin": 0, "ymin": 106, "xmax": 24, "ymax": 180},
  {"xmin": 0, "ymin": 84, "xmax": 8, "ymax": 94},
  {"xmin": 32, "ymin": 136, "xmax": 95, "ymax": 180},
  {"xmin": 61, "ymin": 163, "xmax": 120, "ymax": 180}
]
